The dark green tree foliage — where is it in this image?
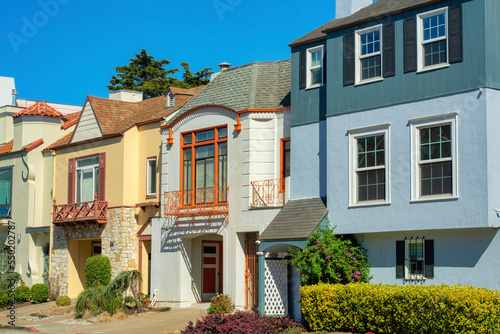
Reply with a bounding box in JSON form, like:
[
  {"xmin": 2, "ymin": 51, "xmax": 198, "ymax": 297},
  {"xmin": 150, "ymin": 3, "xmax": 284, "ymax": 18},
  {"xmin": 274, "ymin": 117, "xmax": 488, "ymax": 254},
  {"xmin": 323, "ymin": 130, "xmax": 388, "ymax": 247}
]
[
  {"xmin": 85, "ymin": 255, "xmax": 111, "ymax": 288},
  {"xmin": 288, "ymin": 225, "xmax": 371, "ymax": 286},
  {"xmin": 107, "ymin": 49, "xmax": 212, "ymax": 99},
  {"xmin": 180, "ymin": 62, "xmax": 212, "ymax": 87}
]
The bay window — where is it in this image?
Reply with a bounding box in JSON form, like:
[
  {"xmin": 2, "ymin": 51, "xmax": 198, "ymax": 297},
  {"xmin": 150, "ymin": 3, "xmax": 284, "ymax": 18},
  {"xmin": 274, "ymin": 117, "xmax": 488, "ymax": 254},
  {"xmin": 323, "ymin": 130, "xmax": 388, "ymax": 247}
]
[{"xmin": 181, "ymin": 126, "xmax": 228, "ymax": 205}]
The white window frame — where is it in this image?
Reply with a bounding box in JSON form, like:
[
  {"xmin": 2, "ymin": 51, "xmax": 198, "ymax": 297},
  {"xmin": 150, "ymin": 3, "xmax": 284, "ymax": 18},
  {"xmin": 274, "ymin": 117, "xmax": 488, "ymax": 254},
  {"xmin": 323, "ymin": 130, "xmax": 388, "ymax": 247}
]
[
  {"xmin": 405, "ymin": 238, "xmax": 425, "ymax": 280},
  {"xmin": 417, "ymin": 7, "xmax": 449, "ymax": 72},
  {"xmin": 410, "ymin": 112, "xmax": 458, "ymax": 202},
  {"xmin": 146, "ymin": 157, "xmax": 157, "ymax": 197},
  {"xmin": 355, "ymin": 24, "xmax": 383, "ymax": 85},
  {"xmin": 348, "ymin": 124, "xmax": 391, "ymax": 207},
  {"xmin": 306, "ymin": 45, "xmax": 324, "ymax": 89},
  {"xmin": 75, "ymin": 156, "xmax": 99, "ymax": 203}
]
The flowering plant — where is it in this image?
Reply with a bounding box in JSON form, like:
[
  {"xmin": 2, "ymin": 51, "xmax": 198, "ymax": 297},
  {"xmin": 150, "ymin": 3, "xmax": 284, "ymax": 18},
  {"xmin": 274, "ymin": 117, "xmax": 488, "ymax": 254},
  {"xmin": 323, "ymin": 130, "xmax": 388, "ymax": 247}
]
[{"xmin": 287, "ymin": 224, "xmax": 371, "ymax": 285}]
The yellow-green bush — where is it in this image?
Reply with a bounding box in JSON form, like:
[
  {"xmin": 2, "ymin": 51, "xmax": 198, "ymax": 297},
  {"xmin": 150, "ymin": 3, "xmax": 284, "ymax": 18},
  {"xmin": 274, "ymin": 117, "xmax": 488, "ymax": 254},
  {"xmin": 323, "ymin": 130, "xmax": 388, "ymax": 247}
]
[{"xmin": 301, "ymin": 283, "xmax": 500, "ymax": 334}]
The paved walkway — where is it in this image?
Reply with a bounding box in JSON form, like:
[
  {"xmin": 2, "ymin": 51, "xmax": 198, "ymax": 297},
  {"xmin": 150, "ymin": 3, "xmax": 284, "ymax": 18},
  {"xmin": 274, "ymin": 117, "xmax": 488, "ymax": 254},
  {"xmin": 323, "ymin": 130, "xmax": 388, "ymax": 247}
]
[{"xmin": 0, "ymin": 301, "xmax": 209, "ymax": 334}]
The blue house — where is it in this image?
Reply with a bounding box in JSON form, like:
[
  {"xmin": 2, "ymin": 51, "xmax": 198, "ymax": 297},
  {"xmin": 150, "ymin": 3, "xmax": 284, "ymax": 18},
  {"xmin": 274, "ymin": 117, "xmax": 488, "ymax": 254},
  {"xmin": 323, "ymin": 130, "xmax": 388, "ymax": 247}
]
[{"xmin": 259, "ymin": 0, "xmax": 500, "ymax": 317}]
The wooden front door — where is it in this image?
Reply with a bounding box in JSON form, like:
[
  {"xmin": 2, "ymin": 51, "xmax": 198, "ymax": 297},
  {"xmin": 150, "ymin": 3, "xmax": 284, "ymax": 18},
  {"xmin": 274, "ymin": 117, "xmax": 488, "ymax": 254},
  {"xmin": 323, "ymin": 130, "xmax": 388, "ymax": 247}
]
[
  {"xmin": 202, "ymin": 241, "xmax": 222, "ymax": 301},
  {"xmin": 245, "ymin": 232, "xmax": 259, "ymax": 310}
]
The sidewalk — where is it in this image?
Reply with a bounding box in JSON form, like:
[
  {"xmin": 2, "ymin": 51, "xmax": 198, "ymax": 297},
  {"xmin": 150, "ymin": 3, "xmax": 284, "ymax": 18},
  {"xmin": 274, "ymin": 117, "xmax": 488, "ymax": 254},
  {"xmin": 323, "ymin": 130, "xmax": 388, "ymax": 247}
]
[{"xmin": 0, "ymin": 301, "xmax": 209, "ymax": 334}]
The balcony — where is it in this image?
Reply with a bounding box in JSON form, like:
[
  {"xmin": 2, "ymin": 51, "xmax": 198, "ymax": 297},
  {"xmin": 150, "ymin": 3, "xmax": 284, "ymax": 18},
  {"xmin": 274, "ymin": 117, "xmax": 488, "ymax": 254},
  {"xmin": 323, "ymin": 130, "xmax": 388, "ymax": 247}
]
[
  {"xmin": 163, "ymin": 186, "xmax": 229, "ymax": 224},
  {"xmin": 250, "ymin": 178, "xmax": 286, "ymax": 208},
  {"xmin": 52, "ymin": 195, "xmax": 108, "ymax": 225}
]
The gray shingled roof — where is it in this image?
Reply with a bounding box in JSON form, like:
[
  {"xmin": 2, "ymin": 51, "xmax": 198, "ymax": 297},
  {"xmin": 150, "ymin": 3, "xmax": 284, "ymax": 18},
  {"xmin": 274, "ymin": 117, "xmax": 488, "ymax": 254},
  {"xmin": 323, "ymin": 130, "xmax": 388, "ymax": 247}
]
[
  {"xmin": 163, "ymin": 59, "xmax": 290, "ymax": 126},
  {"xmin": 290, "ymin": 0, "xmax": 444, "ymax": 47},
  {"xmin": 259, "ymin": 198, "xmax": 329, "ymax": 241}
]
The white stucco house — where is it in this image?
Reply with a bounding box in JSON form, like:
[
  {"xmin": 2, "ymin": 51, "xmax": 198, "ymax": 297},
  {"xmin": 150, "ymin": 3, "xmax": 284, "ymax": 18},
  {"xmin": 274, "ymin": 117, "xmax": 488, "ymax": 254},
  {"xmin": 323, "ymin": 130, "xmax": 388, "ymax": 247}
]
[{"xmin": 151, "ymin": 60, "xmax": 291, "ymax": 310}]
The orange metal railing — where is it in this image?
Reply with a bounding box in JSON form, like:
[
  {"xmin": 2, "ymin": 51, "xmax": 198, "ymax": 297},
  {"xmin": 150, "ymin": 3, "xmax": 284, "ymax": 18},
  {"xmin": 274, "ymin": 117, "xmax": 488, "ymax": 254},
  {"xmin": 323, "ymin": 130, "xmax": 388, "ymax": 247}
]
[
  {"xmin": 250, "ymin": 178, "xmax": 285, "ymax": 208},
  {"xmin": 52, "ymin": 194, "xmax": 108, "ymax": 224},
  {"xmin": 163, "ymin": 186, "xmax": 229, "ymax": 223}
]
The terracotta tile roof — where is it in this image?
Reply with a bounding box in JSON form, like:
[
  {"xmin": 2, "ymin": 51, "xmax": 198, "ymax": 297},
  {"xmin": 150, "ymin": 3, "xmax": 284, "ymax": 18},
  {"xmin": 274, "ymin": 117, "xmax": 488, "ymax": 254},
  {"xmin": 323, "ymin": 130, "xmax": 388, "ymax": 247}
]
[
  {"xmin": 0, "ymin": 138, "xmax": 44, "ymax": 156},
  {"xmin": 44, "ymin": 131, "xmax": 73, "ymax": 151},
  {"xmin": 22, "ymin": 138, "xmax": 44, "ymax": 152},
  {"xmin": 12, "ymin": 101, "xmax": 66, "ymax": 120},
  {"xmin": 61, "ymin": 112, "xmax": 80, "ymax": 130},
  {"xmin": 0, "ymin": 141, "xmax": 13, "ymax": 155}
]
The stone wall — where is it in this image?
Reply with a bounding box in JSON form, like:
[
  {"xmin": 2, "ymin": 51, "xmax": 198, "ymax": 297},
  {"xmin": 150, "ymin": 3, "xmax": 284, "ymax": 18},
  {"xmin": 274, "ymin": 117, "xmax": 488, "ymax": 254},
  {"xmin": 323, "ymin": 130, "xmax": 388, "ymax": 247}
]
[{"xmin": 50, "ymin": 207, "xmax": 138, "ymax": 297}]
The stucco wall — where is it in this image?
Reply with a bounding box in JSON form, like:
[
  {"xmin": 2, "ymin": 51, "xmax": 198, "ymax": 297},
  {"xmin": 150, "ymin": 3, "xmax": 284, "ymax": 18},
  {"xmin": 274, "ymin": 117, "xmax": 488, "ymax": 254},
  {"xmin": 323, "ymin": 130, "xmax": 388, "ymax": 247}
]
[{"xmin": 326, "ymin": 90, "xmax": 492, "ymax": 234}]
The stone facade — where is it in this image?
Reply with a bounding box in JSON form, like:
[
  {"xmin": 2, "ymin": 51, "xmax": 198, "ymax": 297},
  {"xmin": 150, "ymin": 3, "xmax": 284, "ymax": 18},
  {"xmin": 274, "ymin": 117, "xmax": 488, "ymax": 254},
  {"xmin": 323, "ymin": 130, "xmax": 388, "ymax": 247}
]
[{"xmin": 50, "ymin": 207, "xmax": 139, "ymax": 297}]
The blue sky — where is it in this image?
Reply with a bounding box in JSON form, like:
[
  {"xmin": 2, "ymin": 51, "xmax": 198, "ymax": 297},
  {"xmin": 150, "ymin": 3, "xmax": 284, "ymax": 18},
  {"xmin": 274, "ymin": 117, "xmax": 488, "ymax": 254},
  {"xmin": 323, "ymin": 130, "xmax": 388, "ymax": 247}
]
[{"xmin": 1, "ymin": 0, "xmax": 337, "ymax": 106}]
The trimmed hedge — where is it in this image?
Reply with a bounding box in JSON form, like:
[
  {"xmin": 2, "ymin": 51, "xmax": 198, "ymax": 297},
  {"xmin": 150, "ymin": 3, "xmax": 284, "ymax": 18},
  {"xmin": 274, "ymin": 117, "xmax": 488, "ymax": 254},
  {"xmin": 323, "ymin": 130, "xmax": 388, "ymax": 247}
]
[
  {"xmin": 85, "ymin": 255, "xmax": 111, "ymax": 288},
  {"xmin": 56, "ymin": 295, "xmax": 71, "ymax": 306},
  {"xmin": 301, "ymin": 283, "xmax": 500, "ymax": 334},
  {"xmin": 31, "ymin": 283, "xmax": 49, "ymax": 304},
  {"xmin": 15, "ymin": 286, "xmax": 30, "ymax": 302}
]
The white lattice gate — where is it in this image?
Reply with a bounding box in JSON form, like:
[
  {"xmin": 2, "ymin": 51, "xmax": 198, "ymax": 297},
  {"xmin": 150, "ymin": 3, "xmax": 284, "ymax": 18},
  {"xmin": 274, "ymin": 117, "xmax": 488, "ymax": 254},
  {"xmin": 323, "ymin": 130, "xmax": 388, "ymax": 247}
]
[{"xmin": 264, "ymin": 259, "xmax": 287, "ymax": 316}]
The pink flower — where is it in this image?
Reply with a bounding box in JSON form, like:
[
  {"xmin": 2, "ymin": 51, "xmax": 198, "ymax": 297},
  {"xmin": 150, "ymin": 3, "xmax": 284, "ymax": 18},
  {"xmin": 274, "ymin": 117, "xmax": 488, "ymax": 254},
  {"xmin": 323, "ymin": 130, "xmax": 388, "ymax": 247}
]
[{"xmin": 356, "ymin": 271, "xmax": 361, "ymax": 275}]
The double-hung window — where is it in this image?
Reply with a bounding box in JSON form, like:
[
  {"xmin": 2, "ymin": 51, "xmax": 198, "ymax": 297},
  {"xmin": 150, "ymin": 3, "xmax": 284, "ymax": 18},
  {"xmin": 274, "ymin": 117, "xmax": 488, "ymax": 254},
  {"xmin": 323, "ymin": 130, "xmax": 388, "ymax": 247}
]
[
  {"xmin": 75, "ymin": 156, "xmax": 99, "ymax": 203},
  {"xmin": 0, "ymin": 167, "xmax": 13, "ymax": 218},
  {"xmin": 181, "ymin": 126, "xmax": 228, "ymax": 205},
  {"xmin": 147, "ymin": 157, "xmax": 157, "ymax": 197},
  {"xmin": 307, "ymin": 46, "xmax": 323, "ymax": 88},
  {"xmin": 355, "ymin": 25, "xmax": 382, "ymax": 84},
  {"xmin": 348, "ymin": 125, "xmax": 390, "ymax": 206},
  {"xmin": 410, "ymin": 113, "xmax": 457, "ymax": 201},
  {"xmin": 418, "ymin": 7, "xmax": 448, "ymax": 71}
]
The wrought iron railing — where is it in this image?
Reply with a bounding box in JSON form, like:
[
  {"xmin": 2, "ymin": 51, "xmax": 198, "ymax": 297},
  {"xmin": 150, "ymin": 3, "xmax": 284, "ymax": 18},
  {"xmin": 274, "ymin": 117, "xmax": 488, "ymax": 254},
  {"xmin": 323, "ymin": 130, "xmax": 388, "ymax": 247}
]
[
  {"xmin": 52, "ymin": 194, "xmax": 108, "ymax": 224},
  {"xmin": 163, "ymin": 186, "xmax": 229, "ymax": 223},
  {"xmin": 250, "ymin": 178, "xmax": 285, "ymax": 208}
]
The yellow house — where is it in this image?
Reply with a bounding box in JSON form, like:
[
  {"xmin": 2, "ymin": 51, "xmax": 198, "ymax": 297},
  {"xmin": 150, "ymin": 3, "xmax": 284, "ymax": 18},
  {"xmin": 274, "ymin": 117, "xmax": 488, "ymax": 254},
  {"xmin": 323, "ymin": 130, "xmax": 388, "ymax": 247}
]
[{"xmin": 47, "ymin": 88, "xmax": 204, "ymax": 298}]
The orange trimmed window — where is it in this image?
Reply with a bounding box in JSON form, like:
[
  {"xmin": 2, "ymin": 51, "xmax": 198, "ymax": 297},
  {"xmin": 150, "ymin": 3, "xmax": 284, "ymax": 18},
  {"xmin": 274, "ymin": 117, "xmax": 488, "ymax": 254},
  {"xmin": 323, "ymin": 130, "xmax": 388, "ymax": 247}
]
[
  {"xmin": 181, "ymin": 126, "xmax": 228, "ymax": 205},
  {"xmin": 281, "ymin": 138, "xmax": 290, "ymax": 179}
]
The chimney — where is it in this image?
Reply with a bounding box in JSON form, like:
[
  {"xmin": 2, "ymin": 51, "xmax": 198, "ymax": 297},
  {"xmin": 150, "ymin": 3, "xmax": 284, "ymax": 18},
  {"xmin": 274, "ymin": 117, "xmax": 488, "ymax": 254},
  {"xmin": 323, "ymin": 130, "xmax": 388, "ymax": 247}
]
[
  {"xmin": 218, "ymin": 62, "xmax": 232, "ymax": 71},
  {"xmin": 108, "ymin": 90, "xmax": 143, "ymax": 102},
  {"xmin": 11, "ymin": 89, "xmax": 17, "ymax": 106},
  {"xmin": 335, "ymin": 0, "xmax": 372, "ymax": 19}
]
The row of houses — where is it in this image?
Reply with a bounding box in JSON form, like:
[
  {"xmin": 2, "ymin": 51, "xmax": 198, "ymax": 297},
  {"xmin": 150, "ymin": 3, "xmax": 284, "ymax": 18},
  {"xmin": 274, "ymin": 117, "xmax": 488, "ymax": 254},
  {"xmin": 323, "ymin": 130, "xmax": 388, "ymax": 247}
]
[{"xmin": 1, "ymin": 0, "xmax": 500, "ymax": 322}]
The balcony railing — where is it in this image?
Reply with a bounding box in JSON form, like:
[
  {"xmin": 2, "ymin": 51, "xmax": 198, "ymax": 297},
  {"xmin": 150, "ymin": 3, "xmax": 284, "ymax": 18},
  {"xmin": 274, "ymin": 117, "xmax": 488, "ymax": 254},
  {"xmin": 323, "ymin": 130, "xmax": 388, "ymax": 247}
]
[
  {"xmin": 52, "ymin": 194, "xmax": 108, "ymax": 225},
  {"xmin": 163, "ymin": 186, "xmax": 229, "ymax": 224},
  {"xmin": 251, "ymin": 178, "xmax": 285, "ymax": 208}
]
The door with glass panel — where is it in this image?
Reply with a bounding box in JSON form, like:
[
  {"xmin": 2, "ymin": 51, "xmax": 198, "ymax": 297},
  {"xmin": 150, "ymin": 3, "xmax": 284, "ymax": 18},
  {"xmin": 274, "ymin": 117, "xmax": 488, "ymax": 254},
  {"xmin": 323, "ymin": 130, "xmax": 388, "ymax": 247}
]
[{"xmin": 76, "ymin": 156, "xmax": 99, "ymax": 203}]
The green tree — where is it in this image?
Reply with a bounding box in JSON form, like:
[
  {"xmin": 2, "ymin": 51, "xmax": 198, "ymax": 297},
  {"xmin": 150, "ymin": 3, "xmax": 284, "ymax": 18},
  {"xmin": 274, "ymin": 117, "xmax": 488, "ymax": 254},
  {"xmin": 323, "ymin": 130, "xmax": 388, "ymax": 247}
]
[
  {"xmin": 288, "ymin": 224, "xmax": 371, "ymax": 286},
  {"xmin": 107, "ymin": 49, "xmax": 212, "ymax": 99}
]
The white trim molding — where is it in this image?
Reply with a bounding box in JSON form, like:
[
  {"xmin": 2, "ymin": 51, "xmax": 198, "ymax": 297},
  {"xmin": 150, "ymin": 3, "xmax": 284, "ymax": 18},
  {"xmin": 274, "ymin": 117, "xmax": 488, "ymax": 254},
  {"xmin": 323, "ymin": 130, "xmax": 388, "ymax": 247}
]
[
  {"xmin": 410, "ymin": 112, "xmax": 458, "ymax": 202},
  {"xmin": 348, "ymin": 123, "xmax": 391, "ymax": 207}
]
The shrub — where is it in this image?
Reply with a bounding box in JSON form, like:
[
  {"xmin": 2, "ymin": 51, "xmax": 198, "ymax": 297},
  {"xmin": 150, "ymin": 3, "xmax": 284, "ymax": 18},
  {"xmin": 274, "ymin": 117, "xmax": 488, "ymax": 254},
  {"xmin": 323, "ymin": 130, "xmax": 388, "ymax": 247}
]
[
  {"xmin": 207, "ymin": 294, "xmax": 235, "ymax": 314},
  {"xmin": 288, "ymin": 224, "xmax": 371, "ymax": 286},
  {"xmin": 0, "ymin": 290, "xmax": 13, "ymax": 307},
  {"xmin": 15, "ymin": 286, "xmax": 30, "ymax": 302},
  {"xmin": 75, "ymin": 270, "xmax": 143, "ymax": 318},
  {"xmin": 301, "ymin": 283, "xmax": 500, "ymax": 334},
  {"xmin": 31, "ymin": 283, "xmax": 49, "ymax": 304},
  {"xmin": 85, "ymin": 255, "xmax": 111, "ymax": 288},
  {"xmin": 182, "ymin": 311, "xmax": 302, "ymax": 334},
  {"xmin": 56, "ymin": 295, "xmax": 71, "ymax": 306}
]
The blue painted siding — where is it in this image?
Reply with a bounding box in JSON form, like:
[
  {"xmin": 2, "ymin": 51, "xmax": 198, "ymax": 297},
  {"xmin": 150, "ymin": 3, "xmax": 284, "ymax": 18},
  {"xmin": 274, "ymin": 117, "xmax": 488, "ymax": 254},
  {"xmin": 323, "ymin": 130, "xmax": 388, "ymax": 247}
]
[
  {"xmin": 485, "ymin": 0, "xmax": 500, "ymax": 88},
  {"xmin": 326, "ymin": 0, "xmax": 487, "ymax": 117},
  {"xmin": 326, "ymin": 90, "xmax": 493, "ymax": 235},
  {"xmin": 290, "ymin": 41, "xmax": 327, "ymax": 127}
]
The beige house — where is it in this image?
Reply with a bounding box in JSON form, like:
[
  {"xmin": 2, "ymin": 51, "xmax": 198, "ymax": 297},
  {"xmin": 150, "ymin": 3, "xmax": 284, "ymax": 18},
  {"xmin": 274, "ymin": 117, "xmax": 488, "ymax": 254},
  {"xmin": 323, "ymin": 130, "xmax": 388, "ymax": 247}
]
[
  {"xmin": 0, "ymin": 101, "xmax": 78, "ymax": 286},
  {"xmin": 48, "ymin": 88, "xmax": 203, "ymax": 298}
]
